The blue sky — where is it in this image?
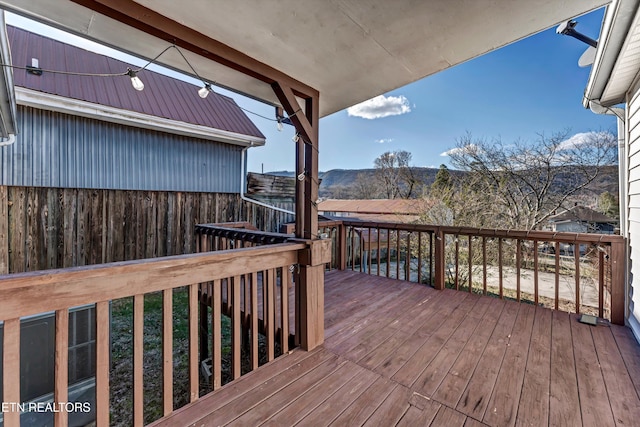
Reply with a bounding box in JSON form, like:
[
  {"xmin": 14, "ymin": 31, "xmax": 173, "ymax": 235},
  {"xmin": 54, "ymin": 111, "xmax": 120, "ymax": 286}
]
[{"xmin": 8, "ymin": 7, "xmax": 616, "ymax": 173}]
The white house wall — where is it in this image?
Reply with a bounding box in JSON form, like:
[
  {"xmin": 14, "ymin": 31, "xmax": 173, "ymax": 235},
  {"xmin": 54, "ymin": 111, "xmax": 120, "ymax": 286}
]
[
  {"xmin": 0, "ymin": 106, "xmax": 243, "ymax": 193},
  {"xmin": 626, "ymin": 80, "xmax": 640, "ymax": 340}
]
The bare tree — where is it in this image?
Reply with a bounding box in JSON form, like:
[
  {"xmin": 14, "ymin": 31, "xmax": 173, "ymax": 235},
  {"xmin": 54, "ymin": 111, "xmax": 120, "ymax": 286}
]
[
  {"xmin": 353, "ymin": 172, "xmax": 382, "ymax": 199},
  {"xmin": 374, "ymin": 150, "xmax": 420, "ymax": 199},
  {"xmin": 446, "ymin": 130, "xmax": 617, "ymax": 230}
]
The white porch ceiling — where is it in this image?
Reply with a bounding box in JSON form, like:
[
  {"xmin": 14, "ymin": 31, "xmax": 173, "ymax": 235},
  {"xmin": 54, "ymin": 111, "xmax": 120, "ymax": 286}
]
[{"xmin": 0, "ymin": 0, "xmax": 608, "ymax": 117}]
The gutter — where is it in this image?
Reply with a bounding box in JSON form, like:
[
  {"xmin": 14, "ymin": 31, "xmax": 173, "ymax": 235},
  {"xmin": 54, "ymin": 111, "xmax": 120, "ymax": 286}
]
[
  {"xmin": 583, "ymin": 0, "xmax": 640, "ymax": 107},
  {"xmin": 240, "ymin": 146, "xmax": 295, "ymax": 216},
  {"xmin": 16, "ymin": 88, "xmax": 265, "ymax": 148},
  {"xmin": 0, "ymin": 133, "xmax": 15, "ymax": 146}
]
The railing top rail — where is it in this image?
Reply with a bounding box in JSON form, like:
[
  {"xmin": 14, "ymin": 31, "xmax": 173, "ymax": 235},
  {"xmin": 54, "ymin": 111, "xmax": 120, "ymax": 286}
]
[
  {"xmin": 329, "ymin": 219, "xmax": 623, "ymax": 244},
  {"xmin": 196, "ymin": 223, "xmax": 293, "ymax": 244},
  {"xmin": 0, "ymin": 242, "xmax": 306, "ymax": 320},
  {"xmin": 438, "ymin": 226, "xmax": 624, "ymax": 244}
]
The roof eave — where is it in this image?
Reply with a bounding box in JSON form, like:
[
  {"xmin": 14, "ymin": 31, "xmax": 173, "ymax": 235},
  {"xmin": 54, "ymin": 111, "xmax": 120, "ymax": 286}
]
[
  {"xmin": 583, "ymin": 0, "xmax": 640, "ymax": 108},
  {"xmin": 16, "ymin": 87, "xmax": 266, "ymax": 147},
  {"xmin": 0, "ymin": 11, "xmax": 17, "ymax": 138}
]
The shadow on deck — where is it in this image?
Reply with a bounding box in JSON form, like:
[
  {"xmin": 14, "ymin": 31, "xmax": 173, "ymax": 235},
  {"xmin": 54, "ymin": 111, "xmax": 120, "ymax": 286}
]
[{"xmin": 151, "ymin": 270, "xmax": 640, "ymax": 427}]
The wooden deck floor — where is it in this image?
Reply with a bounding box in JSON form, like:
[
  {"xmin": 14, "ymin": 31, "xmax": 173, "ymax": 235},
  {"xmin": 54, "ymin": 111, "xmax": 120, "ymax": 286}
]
[{"xmin": 152, "ymin": 270, "xmax": 640, "ymax": 427}]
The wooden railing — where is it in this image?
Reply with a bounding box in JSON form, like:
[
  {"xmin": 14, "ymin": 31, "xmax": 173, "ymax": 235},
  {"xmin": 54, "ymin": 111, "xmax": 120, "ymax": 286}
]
[
  {"xmin": 436, "ymin": 227, "xmax": 625, "ymax": 324},
  {"xmin": 284, "ymin": 219, "xmax": 626, "ymax": 325},
  {"xmin": 0, "ymin": 242, "xmax": 306, "ymax": 426},
  {"xmin": 194, "ymin": 223, "xmax": 297, "ymax": 368}
]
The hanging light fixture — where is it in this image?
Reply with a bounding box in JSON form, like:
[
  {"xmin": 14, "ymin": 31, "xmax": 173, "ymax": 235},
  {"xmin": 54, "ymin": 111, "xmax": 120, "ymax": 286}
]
[
  {"xmin": 198, "ymin": 82, "xmax": 212, "ymax": 99},
  {"xmin": 127, "ymin": 68, "xmax": 144, "ymax": 91}
]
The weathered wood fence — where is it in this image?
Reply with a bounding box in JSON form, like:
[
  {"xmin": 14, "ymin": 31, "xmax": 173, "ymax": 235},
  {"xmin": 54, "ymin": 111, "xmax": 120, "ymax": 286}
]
[{"xmin": 0, "ymin": 186, "xmax": 294, "ymax": 274}]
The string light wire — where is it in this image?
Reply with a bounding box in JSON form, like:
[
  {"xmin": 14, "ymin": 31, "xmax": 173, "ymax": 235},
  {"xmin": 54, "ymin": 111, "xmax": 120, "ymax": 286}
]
[{"xmin": 0, "ymin": 43, "xmax": 304, "ymax": 125}]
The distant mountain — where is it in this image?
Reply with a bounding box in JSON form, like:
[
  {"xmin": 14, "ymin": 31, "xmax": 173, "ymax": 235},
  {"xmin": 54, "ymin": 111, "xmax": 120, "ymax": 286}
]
[{"xmin": 265, "ymin": 165, "xmax": 619, "ymax": 199}]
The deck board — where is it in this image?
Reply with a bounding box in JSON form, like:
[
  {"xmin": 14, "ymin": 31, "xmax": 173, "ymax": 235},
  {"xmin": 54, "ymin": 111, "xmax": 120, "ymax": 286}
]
[
  {"xmin": 456, "ymin": 299, "xmax": 520, "ymax": 420},
  {"xmin": 412, "ymin": 295, "xmax": 494, "ymax": 397},
  {"xmin": 549, "ymin": 311, "xmax": 582, "ymax": 427},
  {"xmin": 433, "ymin": 299, "xmax": 505, "ymax": 409},
  {"xmin": 327, "ymin": 376, "xmax": 396, "ymax": 426},
  {"xmin": 570, "ymin": 314, "xmax": 615, "ymax": 427},
  {"xmin": 361, "ymin": 384, "xmax": 412, "ymax": 427},
  {"xmin": 515, "ymin": 307, "xmax": 552, "ymax": 427},
  {"xmin": 591, "ymin": 321, "xmax": 640, "ymax": 426},
  {"xmin": 150, "ymin": 270, "xmax": 640, "ymax": 427},
  {"xmin": 296, "ymin": 367, "xmax": 379, "ymax": 426},
  {"xmin": 391, "ymin": 292, "xmax": 479, "ymax": 388},
  {"xmin": 482, "ymin": 303, "xmax": 535, "ymax": 427}
]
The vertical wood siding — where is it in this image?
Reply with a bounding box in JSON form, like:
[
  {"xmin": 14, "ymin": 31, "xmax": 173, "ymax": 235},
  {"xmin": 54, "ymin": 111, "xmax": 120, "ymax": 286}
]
[{"xmin": 627, "ymin": 84, "xmax": 640, "ymax": 338}]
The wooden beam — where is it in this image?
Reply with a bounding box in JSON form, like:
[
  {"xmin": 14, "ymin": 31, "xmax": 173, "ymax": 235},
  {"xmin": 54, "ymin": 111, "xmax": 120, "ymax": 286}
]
[
  {"xmin": 295, "ymin": 137, "xmax": 305, "ymax": 239},
  {"xmin": 271, "ymin": 82, "xmax": 315, "ymax": 145},
  {"xmin": 271, "ymin": 81, "xmax": 319, "ymax": 240},
  {"xmin": 271, "ymin": 81, "xmax": 323, "ymax": 350},
  {"xmin": 304, "ymin": 95, "xmax": 320, "ymax": 240},
  {"xmin": 274, "ymin": 80, "xmax": 307, "ymax": 240},
  {"xmin": 610, "ymin": 240, "xmax": 626, "ymax": 325},
  {"xmin": 71, "ymin": 0, "xmax": 318, "ymax": 99}
]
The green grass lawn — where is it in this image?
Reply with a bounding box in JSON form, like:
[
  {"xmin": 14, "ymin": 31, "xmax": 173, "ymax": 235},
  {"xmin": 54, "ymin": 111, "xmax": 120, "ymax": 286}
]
[{"xmin": 109, "ymin": 289, "xmax": 232, "ymax": 426}]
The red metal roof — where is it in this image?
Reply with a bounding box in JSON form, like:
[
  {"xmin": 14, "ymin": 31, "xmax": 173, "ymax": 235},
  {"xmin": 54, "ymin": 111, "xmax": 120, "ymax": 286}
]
[{"xmin": 8, "ymin": 25, "xmax": 265, "ymax": 139}]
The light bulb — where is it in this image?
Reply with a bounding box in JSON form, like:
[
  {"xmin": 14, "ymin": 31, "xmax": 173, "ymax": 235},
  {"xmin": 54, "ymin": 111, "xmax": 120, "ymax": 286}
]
[
  {"xmin": 198, "ymin": 83, "xmax": 212, "ymax": 99},
  {"xmin": 127, "ymin": 68, "xmax": 144, "ymax": 91},
  {"xmin": 277, "ymin": 120, "xmax": 283, "ymax": 131}
]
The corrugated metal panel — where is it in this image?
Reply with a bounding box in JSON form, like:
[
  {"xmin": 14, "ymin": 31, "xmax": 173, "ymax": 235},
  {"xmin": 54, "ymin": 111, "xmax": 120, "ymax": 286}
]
[
  {"xmin": 1, "ymin": 106, "xmax": 242, "ymax": 192},
  {"xmin": 8, "ymin": 26, "xmax": 265, "ymax": 139}
]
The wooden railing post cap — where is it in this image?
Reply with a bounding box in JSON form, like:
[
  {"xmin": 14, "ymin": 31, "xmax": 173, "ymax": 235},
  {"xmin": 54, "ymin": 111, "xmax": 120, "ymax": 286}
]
[{"xmin": 290, "ymin": 238, "xmax": 332, "ymax": 266}]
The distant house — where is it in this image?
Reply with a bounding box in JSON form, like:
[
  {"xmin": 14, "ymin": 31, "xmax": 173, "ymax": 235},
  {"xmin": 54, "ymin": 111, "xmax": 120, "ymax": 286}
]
[
  {"xmin": 547, "ymin": 205, "xmax": 616, "ymax": 234},
  {"xmin": 318, "ymin": 199, "xmax": 423, "ymax": 223}
]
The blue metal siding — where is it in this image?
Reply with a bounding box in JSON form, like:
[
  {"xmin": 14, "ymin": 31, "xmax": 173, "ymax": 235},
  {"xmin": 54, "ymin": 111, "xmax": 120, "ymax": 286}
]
[{"xmin": 0, "ymin": 106, "xmax": 242, "ymax": 192}]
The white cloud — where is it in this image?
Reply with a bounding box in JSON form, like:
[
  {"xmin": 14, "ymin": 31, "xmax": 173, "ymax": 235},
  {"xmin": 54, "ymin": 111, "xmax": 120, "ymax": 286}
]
[
  {"xmin": 347, "ymin": 95, "xmax": 411, "ymax": 119},
  {"xmin": 375, "ymin": 138, "xmax": 394, "ymax": 144},
  {"xmin": 558, "ymin": 131, "xmax": 615, "ymax": 151},
  {"xmin": 440, "ymin": 144, "xmax": 481, "ymax": 157}
]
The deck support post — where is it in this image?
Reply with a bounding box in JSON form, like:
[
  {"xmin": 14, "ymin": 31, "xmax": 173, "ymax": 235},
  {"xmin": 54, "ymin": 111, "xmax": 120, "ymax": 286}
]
[
  {"xmin": 272, "ymin": 81, "xmax": 323, "ymax": 350},
  {"xmin": 610, "ymin": 239, "xmax": 626, "ymax": 325},
  {"xmin": 434, "ymin": 227, "xmax": 445, "ymax": 290},
  {"xmin": 337, "ymin": 222, "xmax": 347, "ymax": 270},
  {"xmin": 297, "ymin": 265, "xmax": 325, "ymax": 350}
]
